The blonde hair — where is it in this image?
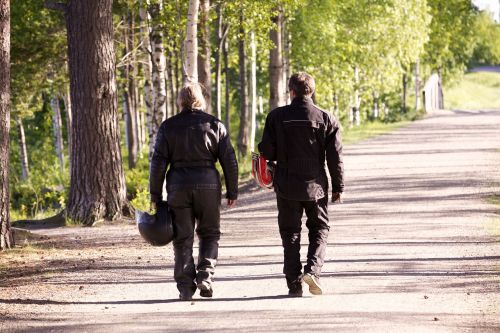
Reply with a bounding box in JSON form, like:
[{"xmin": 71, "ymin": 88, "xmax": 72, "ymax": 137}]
[{"xmin": 177, "ymin": 82, "xmax": 207, "ymax": 111}]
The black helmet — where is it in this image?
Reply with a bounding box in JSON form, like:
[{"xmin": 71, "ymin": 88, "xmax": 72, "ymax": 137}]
[{"xmin": 136, "ymin": 201, "xmax": 174, "ymax": 246}]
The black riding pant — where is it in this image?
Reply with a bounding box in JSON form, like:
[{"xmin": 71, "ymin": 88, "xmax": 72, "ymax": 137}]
[
  {"xmin": 277, "ymin": 195, "xmax": 329, "ymax": 286},
  {"xmin": 168, "ymin": 189, "xmax": 221, "ymax": 292}
]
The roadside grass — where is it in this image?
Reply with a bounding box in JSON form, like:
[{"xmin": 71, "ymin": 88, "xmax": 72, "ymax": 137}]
[
  {"xmin": 444, "ymin": 71, "xmax": 500, "ymax": 110},
  {"xmin": 342, "ymin": 121, "xmax": 410, "ymax": 146}
]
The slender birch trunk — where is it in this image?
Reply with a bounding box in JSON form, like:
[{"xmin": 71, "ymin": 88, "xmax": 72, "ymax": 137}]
[
  {"xmin": 281, "ymin": 12, "xmax": 290, "ymax": 104},
  {"xmin": 269, "ymin": 9, "xmax": 286, "ymax": 110},
  {"xmin": 198, "ymin": 0, "xmax": 211, "ymax": 113},
  {"xmin": 402, "ymin": 72, "xmax": 408, "ymax": 112},
  {"xmin": 51, "ymin": 96, "xmax": 65, "ymax": 171},
  {"xmin": 16, "ymin": 117, "xmax": 29, "ymax": 180},
  {"xmin": 353, "ymin": 66, "xmax": 361, "ymax": 126},
  {"xmin": 223, "ymin": 38, "xmax": 230, "ymax": 132},
  {"xmin": 237, "ymin": 15, "xmax": 249, "ymax": 156},
  {"xmin": 139, "ymin": 5, "xmax": 152, "ymax": 149},
  {"xmin": 63, "ymin": 85, "xmax": 72, "ymax": 169},
  {"xmin": 415, "ymin": 59, "xmax": 420, "ymax": 111},
  {"xmin": 215, "ymin": 4, "xmax": 228, "ymax": 120},
  {"xmin": 147, "ymin": 3, "xmax": 167, "ymax": 159},
  {"xmin": 249, "ymin": 31, "xmax": 257, "ymax": 153},
  {"xmin": 184, "ymin": 0, "xmax": 200, "ymax": 83}
]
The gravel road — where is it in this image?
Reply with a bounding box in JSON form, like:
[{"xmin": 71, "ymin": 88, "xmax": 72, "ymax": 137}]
[{"xmin": 1, "ymin": 109, "xmax": 499, "ymax": 333}]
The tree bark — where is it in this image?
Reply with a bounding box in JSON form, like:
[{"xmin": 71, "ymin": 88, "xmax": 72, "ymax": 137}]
[
  {"xmin": 16, "ymin": 117, "xmax": 29, "ymax": 180},
  {"xmin": 282, "ymin": 11, "xmax": 290, "ymax": 104},
  {"xmin": 415, "ymin": 59, "xmax": 420, "ymax": 111},
  {"xmin": 197, "ymin": 0, "xmax": 211, "ymax": 113},
  {"xmin": 51, "ymin": 95, "xmax": 65, "ymax": 170},
  {"xmin": 223, "ymin": 38, "xmax": 230, "ymax": 132},
  {"xmin": 215, "ymin": 4, "xmax": 229, "ymax": 121},
  {"xmin": 269, "ymin": 9, "xmax": 286, "ymax": 110},
  {"xmin": 237, "ymin": 16, "xmax": 249, "ymax": 156},
  {"xmin": 1, "ymin": 0, "xmax": 13, "ymax": 250},
  {"xmin": 65, "ymin": 0, "xmax": 129, "ymax": 226},
  {"xmin": 402, "ymin": 73, "xmax": 408, "ymax": 112},
  {"xmin": 122, "ymin": 13, "xmax": 138, "ymax": 169},
  {"xmin": 63, "ymin": 84, "xmax": 72, "ymax": 170},
  {"xmin": 249, "ymin": 31, "xmax": 257, "ymax": 153},
  {"xmin": 185, "ymin": 0, "xmax": 200, "ymax": 83},
  {"xmin": 147, "ymin": 3, "xmax": 167, "ymax": 159}
]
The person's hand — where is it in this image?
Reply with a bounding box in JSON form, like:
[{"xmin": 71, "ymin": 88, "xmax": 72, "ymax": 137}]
[
  {"xmin": 227, "ymin": 199, "xmax": 237, "ymax": 208},
  {"xmin": 331, "ymin": 192, "xmax": 343, "ymax": 203}
]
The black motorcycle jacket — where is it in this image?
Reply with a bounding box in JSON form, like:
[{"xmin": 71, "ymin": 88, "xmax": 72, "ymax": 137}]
[
  {"xmin": 149, "ymin": 108, "xmax": 238, "ymax": 203},
  {"xmin": 258, "ymin": 96, "xmax": 344, "ymax": 201}
]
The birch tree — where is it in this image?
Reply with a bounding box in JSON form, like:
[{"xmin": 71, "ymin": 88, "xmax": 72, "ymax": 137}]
[
  {"xmin": 50, "ymin": 95, "xmax": 64, "ymax": 170},
  {"xmin": 198, "ymin": 0, "xmax": 211, "ymax": 112},
  {"xmin": 184, "ymin": 0, "xmax": 200, "ymax": 83},
  {"xmin": 269, "ymin": 8, "xmax": 286, "ymax": 110},
  {"xmin": 16, "ymin": 116, "xmax": 29, "ymax": 180},
  {"xmin": 147, "ymin": 1, "xmax": 167, "ymax": 159}
]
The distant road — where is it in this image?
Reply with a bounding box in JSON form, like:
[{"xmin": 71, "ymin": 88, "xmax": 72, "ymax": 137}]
[{"xmin": 470, "ymin": 65, "xmax": 500, "ymax": 73}]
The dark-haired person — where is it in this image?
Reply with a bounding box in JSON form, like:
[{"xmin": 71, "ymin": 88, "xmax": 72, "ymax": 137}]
[
  {"xmin": 149, "ymin": 83, "xmax": 238, "ymax": 301},
  {"xmin": 258, "ymin": 72, "xmax": 344, "ymax": 296}
]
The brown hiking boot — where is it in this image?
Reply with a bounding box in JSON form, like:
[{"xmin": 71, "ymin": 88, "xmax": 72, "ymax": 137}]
[{"xmin": 303, "ymin": 273, "xmax": 323, "ymax": 295}]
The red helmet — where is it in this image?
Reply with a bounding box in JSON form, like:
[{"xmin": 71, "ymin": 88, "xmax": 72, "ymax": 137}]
[{"xmin": 252, "ymin": 152, "xmax": 275, "ymax": 189}]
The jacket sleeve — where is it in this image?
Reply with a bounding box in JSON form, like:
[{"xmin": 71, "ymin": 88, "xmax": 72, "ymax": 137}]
[
  {"xmin": 149, "ymin": 123, "xmax": 169, "ymax": 203},
  {"xmin": 258, "ymin": 111, "xmax": 277, "ymax": 161},
  {"xmin": 325, "ymin": 114, "xmax": 344, "ymax": 193},
  {"xmin": 217, "ymin": 122, "xmax": 239, "ymax": 200}
]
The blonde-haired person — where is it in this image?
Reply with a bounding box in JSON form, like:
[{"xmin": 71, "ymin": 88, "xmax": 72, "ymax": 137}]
[{"xmin": 149, "ymin": 82, "xmax": 238, "ymax": 301}]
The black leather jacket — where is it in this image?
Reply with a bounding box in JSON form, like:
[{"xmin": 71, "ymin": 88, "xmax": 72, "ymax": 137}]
[
  {"xmin": 149, "ymin": 108, "xmax": 238, "ymax": 202},
  {"xmin": 258, "ymin": 96, "xmax": 344, "ymax": 201}
]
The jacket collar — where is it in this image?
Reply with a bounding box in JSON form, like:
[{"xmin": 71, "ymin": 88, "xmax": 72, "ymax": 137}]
[{"xmin": 290, "ymin": 96, "xmax": 314, "ymax": 107}]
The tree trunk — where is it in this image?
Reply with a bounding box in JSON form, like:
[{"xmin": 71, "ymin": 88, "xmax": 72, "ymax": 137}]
[
  {"xmin": 185, "ymin": 0, "xmax": 200, "ymax": 83},
  {"xmin": 63, "ymin": 84, "xmax": 72, "ymax": 170},
  {"xmin": 402, "ymin": 73, "xmax": 408, "ymax": 112},
  {"xmin": 167, "ymin": 51, "xmax": 177, "ymax": 115},
  {"xmin": 223, "ymin": 38, "xmax": 230, "ymax": 132},
  {"xmin": 147, "ymin": 3, "xmax": 167, "ymax": 159},
  {"xmin": 415, "ymin": 59, "xmax": 420, "ymax": 111},
  {"xmin": 50, "ymin": 95, "xmax": 65, "ymax": 171},
  {"xmin": 65, "ymin": 0, "xmax": 129, "ymax": 226},
  {"xmin": 197, "ymin": 0, "xmax": 211, "ymax": 113},
  {"xmin": 1, "ymin": 0, "xmax": 13, "ymax": 250},
  {"xmin": 249, "ymin": 31, "xmax": 257, "ymax": 153},
  {"xmin": 353, "ymin": 66, "xmax": 361, "ymax": 126},
  {"xmin": 237, "ymin": 16, "xmax": 249, "ymax": 156},
  {"xmin": 282, "ymin": 12, "xmax": 290, "ymax": 104},
  {"xmin": 138, "ymin": 6, "xmax": 152, "ymax": 149},
  {"xmin": 269, "ymin": 9, "xmax": 286, "ymax": 110},
  {"xmin": 122, "ymin": 13, "xmax": 138, "ymax": 169},
  {"xmin": 215, "ymin": 4, "xmax": 228, "ymax": 120},
  {"xmin": 16, "ymin": 117, "xmax": 29, "ymax": 180}
]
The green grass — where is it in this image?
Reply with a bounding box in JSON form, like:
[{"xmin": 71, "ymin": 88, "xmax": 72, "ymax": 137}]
[
  {"xmin": 444, "ymin": 71, "xmax": 500, "ymax": 110},
  {"xmin": 342, "ymin": 121, "xmax": 410, "ymax": 145}
]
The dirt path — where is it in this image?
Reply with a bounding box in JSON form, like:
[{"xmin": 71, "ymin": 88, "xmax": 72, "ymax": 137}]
[{"xmin": 1, "ymin": 109, "xmax": 499, "ymax": 332}]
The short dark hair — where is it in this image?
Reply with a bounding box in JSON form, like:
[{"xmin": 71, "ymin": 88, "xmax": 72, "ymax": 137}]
[{"xmin": 288, "ymin": 72, "xmax": 315, "ymax": 98}]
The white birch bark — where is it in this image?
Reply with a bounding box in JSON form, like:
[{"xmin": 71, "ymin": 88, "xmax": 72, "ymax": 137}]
[
  {"xmin": 415, "ymin": 58, "xmax": 420, "ymax": 111},
  {"xmin": 51, "ymin": 96, "xmax": 64, "ymax": 170},
  {"xmin": 16, "ymin": 117, "xmax": 29, "ymax": 180},
  {"xmin": 269, "ymin": 9, "xmax": 286, "ymax": 110},
  {"xmin": 184, "ymin": 0, "xmax": 199, "ymax": 83},
  {"xmin": 63, "ymin": 85, "xmax": 72, "ymax": 170},
  {"xmin": 146, "ymin": 2, "xmax": 167, "ymax": 159},
  {"xmin": 250, "ymin": 31, "xmax": 257, "ymax": 154}
]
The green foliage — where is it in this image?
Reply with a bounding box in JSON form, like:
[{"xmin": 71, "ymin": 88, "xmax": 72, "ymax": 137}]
[
  {"xmin": 470, "ymin": 11, "xmax": 500, "ymax": 66},
  {"xmin": 423, "ymin": 0, "xmax": 478, "ymax": 81}
]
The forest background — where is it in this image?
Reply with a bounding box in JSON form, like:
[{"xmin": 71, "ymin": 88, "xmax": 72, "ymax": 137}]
[{"xmin": 4, "ymin": 0, "xmax": 500, "ymax": 226}]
